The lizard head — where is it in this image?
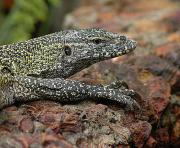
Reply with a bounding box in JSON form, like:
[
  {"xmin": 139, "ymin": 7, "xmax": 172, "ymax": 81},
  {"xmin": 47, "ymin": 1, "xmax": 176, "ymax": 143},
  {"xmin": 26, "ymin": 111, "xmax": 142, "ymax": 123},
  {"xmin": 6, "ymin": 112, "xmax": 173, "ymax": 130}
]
[
  {"xmin": 63, "ymin": 28, "xmax": 136, "ymax": 59},
  {"xmin": 58, "ymin": 28, "xmax": 137, "ymax": 77}
]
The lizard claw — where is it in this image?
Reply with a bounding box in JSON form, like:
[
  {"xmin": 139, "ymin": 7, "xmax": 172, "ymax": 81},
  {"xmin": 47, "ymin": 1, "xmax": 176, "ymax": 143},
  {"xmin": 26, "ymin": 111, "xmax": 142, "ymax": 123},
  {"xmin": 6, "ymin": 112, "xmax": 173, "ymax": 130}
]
[
  {"xmin": 123, "ymin": 95, "xmax": 141, "ymax": 111},
  {"xmin": 117, "ymin": 95, "xmax": 140, "ymax": 111},
  {"xmin": 105, "ymin": 80, "xmax": 129, "ymax": 89},
  {"xmin": 121, "ymin": 89, "xmax": 140, "ymax": 98},
  {"xmin": 107, "ymin": 88, "xmax": 141, "ymax": 111}
]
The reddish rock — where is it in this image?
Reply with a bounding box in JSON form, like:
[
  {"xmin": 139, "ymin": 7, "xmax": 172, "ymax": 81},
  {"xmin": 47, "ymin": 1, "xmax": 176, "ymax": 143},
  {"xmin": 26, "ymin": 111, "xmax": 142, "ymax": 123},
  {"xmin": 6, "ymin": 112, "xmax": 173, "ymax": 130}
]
[
  {"xmin": 39, "ymin": 113, "xmax": 57, "ymax": 125},
  {"xmin": 0, "ymin": 125, "xmax": 11, "ymax": 134},
  {"xmin": 168, "ymin": 32, "xmax": 180, "ymax": 43},
  {"xmin": 163, "ymin": 10, "xmax": 180, "ymax": 32},
  {"xmin": 19, "ymin": 117, "xmax": 34, "ymax": 133},
  {"xmin": 155, "ymin": 128, "xmax": 170, "ymax": 147},
  {"xmin": 118, "ymin": 145, "xmax": 130, "ymax": 148},
  {"xmin": 154, "ymin": 43, "xmax": 180, "ymax": 93},
  {"xmin": 145, "ymin": 77, "xmax": 170, "ymax": 118},
  {"xmin": 59, "ymin": 113, "xmax": 82, "ymax": 133},
  {"xmin": 145, "ymin": 136, "xmax": 157, "ymax": 148},
  {"xmin": 129, "ymin": 121, "xmax": 152, "ymax": 148},
  {"xmin": 16, "ymin": 135, "xmax": 35, "ymax": 148},
  {"xmin": 83, "ymin": 104, "xmax": 108, "ymax": 119},
  {"xmin": 172, "ymin": 119, "xmax": 180, "ymax": 142},
  {"xmin": 41, "ymin": 133, "xmax": 73, "ymax": 148},
  {"xmin": 3, "ymin": 106, "xmax": 18, "ymax": 112},
  {"xmin": 129, "ymin": 55, "xmax": 178, "ymax": 83},
  {"xmin": 155, "ymin": 43, "xmax": 180, "ymax": 68},
  {"xmin": 0, "ymin": 135, "xmax": 23, "ymax": 148}
]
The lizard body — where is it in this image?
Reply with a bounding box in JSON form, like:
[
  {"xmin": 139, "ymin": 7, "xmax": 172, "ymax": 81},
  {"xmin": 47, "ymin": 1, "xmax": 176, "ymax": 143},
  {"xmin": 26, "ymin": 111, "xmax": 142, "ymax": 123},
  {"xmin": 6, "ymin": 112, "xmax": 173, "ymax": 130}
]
[{"xmin": 0, "ymin": 28, "xmax": 139, "ymax": 110}]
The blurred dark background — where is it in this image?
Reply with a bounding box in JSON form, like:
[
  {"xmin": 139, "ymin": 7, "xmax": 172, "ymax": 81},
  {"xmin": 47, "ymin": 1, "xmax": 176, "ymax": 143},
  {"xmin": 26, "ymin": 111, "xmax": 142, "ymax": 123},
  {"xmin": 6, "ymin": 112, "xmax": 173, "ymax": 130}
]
[{"xmin": 0, "ymin": 0, "xmax": 80, "ymax": 44}]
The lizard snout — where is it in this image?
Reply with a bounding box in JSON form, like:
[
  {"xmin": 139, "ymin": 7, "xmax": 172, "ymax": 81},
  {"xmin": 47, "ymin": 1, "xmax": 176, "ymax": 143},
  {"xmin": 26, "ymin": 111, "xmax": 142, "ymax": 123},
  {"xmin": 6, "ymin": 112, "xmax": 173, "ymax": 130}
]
[{"xmin": 126, "ymin": 39, "xmax": 137, "ymax": 50}]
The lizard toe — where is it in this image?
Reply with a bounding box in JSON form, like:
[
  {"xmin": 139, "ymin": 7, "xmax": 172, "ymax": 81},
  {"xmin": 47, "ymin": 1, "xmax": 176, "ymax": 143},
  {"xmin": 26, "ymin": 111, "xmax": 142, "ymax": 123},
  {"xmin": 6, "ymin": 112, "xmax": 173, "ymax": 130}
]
[
  {"xmin": 105, "ymin": 80, "xmax": 129, "ymax": 89},
  {"xmin": 110, "ymin": 93, "xmax": 140, "ymax": 111}
]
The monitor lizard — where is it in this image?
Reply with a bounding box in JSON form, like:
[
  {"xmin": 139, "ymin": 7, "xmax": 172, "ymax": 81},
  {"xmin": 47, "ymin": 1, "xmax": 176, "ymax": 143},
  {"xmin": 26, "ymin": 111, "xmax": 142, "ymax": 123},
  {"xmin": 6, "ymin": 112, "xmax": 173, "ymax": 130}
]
[{"xmin": 0, "ymin": 28, "xmax": 140, "ymax": 110}]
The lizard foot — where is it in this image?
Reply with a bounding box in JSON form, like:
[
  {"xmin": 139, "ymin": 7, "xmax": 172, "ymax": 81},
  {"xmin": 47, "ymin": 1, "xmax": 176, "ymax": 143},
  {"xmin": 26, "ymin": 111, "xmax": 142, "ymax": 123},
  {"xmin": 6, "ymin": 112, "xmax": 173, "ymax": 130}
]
[{"xmin": 107, "ymin": 88, "xmax": 140, "ymax": 111}]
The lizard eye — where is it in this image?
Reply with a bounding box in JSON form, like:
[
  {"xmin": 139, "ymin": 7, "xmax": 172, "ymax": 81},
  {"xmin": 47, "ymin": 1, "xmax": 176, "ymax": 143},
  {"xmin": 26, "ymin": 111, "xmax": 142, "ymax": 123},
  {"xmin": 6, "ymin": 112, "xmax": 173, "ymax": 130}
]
[
  {"xmin": 92, "ymin": 38, "xmax": 103, "ymax": 44},
  {"xmin": 64, "ymin": 45, "xmax": 72, "ymax": 56}
]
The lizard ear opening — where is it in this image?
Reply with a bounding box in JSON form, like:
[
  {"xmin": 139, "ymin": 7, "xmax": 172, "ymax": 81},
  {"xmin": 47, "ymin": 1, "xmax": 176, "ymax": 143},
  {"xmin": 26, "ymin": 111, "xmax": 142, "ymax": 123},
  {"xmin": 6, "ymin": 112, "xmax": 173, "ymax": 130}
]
[
  {"xmin": 1, "ymin": 67, "xmax": 12, "ymax": 75},
  {"xmin": 64, "ymin": 45, "xmax": 72, "ymax": 56}
]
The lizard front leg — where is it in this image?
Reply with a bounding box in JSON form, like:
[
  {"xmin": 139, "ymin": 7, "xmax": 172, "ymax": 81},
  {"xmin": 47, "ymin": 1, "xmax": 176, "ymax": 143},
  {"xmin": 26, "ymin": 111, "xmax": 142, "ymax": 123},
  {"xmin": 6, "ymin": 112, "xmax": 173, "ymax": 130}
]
[{"xmin": 13, "ymin": 76, "xmax": 140, "ymax": 111}]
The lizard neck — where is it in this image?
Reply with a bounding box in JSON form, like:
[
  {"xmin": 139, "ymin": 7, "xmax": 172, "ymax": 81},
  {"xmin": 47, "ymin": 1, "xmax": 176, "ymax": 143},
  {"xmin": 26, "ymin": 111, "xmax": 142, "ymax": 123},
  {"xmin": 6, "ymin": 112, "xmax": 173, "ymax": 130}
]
[
  {"xmin": 57, "ymin": 57, "xmax": 100, "ymax": 78},
  {"xmin": 38, "ymin": 59, "xmax": 98, "ymax": 79}
]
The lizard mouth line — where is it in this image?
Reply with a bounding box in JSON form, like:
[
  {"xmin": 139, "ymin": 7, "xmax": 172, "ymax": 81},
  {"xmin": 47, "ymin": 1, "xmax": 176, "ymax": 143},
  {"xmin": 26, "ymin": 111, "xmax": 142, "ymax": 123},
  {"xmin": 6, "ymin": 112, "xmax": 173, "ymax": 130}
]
[{"xmin": 98, "ymin": 39, "xmax": 137, "ymax": 59}]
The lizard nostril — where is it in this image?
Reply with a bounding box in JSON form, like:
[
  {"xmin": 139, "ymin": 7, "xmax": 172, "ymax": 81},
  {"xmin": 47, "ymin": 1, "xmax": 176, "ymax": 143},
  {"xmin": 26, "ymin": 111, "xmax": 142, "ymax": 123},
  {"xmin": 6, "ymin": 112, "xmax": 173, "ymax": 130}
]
[{"xmin": 119, "ymin": 35, "xmax": 127, "ymax": 42}]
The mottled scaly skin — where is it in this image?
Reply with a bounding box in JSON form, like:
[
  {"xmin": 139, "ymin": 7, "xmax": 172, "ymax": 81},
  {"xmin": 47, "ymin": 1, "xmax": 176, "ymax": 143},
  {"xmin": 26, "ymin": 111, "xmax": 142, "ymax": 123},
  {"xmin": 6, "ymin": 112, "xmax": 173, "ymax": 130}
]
[{"xmin": 0, "ymin": 28, "xmax": 139, "ymax": 110}]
